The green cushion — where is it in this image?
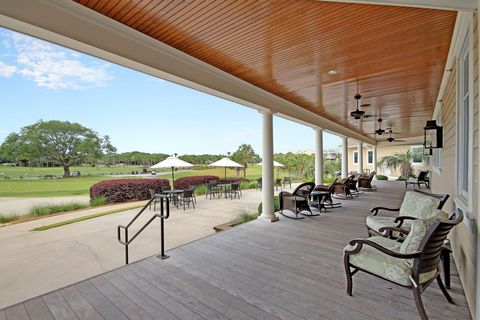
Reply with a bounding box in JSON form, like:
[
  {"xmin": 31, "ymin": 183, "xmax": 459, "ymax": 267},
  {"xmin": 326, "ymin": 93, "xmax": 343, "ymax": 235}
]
[
  {"xmin": 399, "ymin": 191, "xmax": 441, "ymax": 219},
  {"xmin": 400, "ymin": 220, "xmax": 426, "ymax": 267},
  {"xmin": 366, "ymin": 216, "xmax": 410, "ymax": 234},
  {"xmin": 344, "ymin": 236, "xmax": 437, "ymax": 286}
]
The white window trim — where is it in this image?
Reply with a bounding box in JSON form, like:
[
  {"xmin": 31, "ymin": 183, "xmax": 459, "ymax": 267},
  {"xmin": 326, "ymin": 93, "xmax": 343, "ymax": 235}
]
[
  {"xmin": 410, "ymin": 146, "xmax": 424, "ymax": 165},
  {"xmin": 454, "ymin": 24, "xmax": 474, "ymax": 213},
  {"xmin": 367, "ymin": 150, "xmax": 373, "ymax": 164},
  {"xmin": 353, "ymin": 151, "xmax": 358, "ymax": 164}
]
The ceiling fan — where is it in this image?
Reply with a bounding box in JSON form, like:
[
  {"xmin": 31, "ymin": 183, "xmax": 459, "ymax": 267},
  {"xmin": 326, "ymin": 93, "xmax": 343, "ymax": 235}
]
[
  {"xmin": 350, "ymin": 80, "xmax": 373, "ymax": 120},
  {"xmin": 372, "ymin": 118, "xmax": 386, "ymax": 135},
  {"xmin": 385, "ymin": 129, "xmax": 406, "ymax": 143}
]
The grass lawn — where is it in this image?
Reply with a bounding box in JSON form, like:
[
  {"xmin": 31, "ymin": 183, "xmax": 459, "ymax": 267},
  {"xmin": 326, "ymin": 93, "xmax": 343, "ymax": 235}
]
[
  {"xmin": 0, "ymin": 165, "xmax": 157, "ymax": 178},
  {"xmin": 0, "ymin": 166, "xmax": 293, "ymax": 198}
]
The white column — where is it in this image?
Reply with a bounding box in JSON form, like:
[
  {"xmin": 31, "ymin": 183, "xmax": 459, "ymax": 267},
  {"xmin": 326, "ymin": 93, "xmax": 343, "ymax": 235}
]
[
  {"xmin": 372, "ymin": 146, "xmax": 377, "ymax": 173},
  {"xmin": 259, "ymin": 110, "xmax": 278, "ymax": 222},
  {"xmin": 357, "ymin": 142, "xmax": 364, "ymax": 174},
  {"xmin": 342, "ymin": 137, "xmax": 348, "ymax": 178},
  {"xmin": 314, "ymin": 127, "xmax": 324, "ymax": 185}
]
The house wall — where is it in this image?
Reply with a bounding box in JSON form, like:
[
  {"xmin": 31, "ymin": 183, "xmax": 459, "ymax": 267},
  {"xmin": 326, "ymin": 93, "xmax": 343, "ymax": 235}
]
[
  {"xmin": 347, "ymin": 145, "xmax": 428, "ymax": 177},
  {"xmin": 430, "ymin": 13, "xmax": 478, "ymax": 317}
]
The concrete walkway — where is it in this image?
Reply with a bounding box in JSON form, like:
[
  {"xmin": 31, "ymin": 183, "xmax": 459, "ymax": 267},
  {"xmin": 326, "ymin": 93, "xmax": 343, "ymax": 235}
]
[
  {"xmin": 0, "ymin": 196, "xmax": 90, "ymax": 217},
  {"xmin": 0, "ymin": 186, "xmax": 278, "ymax": 308}
]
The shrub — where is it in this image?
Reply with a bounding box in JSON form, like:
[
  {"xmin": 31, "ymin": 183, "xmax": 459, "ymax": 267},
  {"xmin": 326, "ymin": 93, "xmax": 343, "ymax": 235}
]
[
  {"xmin": 396, "ymin": 176, "xmax": 406, "ymax": 181},
  {"xmin": 218, "ymin": 177, "xmax": 250, "ymax": 184},
  {"xmin": 232, "ymin": 211, "xmax": 259, "ymax": 225},
  {"xmin": 90, "ymin": 178, "xmax": 170, "ymax": 203},
  {"xmin": 257, "ymin": 196, "xmax": 280, "ymax": 214},
  {"xmin": 90, "ymin": 196, "xmax": 109, "ymax": 207},
  {"xmin": 29, "ymin": 202, "xmax": 89, "ymax": 217},
  {"xmin": 376, "ymin": 175, "xmax": 388, "ymax": 180},
  {"xmin": 0, "ymin": 214, "xmax": 18, "ymax": 224},
  {"xmin": 173, "ymin": 175, "xmax": 219, "ymax": 189}
]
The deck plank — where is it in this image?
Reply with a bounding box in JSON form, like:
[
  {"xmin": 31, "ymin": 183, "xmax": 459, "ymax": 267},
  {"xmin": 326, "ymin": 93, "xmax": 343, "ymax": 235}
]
[
  {"xmin": 24, "ymin": 298, "xmax": 54, "ymax": 320},
  {"xmin": 0, "ymin": 181, "xmax": 472, "ymax": 320}
]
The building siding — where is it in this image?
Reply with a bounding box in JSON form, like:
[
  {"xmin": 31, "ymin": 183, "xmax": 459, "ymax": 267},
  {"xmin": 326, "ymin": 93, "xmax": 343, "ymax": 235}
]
[{"xmin": 430, "ymin": 13, "xmax": 478, "ymax": 318}]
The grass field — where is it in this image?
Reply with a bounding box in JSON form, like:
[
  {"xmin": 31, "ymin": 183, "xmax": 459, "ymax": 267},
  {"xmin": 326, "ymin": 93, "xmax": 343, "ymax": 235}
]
[
  {"xmin": 0, "ymin": 165, "xmax": 292, "ymax": 197},
  {"xmin": 0, "ymin": 165, "xmax": 160, "ymax": 178}
]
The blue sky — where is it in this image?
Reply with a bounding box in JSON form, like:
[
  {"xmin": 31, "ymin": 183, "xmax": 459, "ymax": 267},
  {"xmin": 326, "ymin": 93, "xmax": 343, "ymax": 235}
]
[{"xmin": 0, "ymin": 28, "xmax": 341, "ymax": 156}]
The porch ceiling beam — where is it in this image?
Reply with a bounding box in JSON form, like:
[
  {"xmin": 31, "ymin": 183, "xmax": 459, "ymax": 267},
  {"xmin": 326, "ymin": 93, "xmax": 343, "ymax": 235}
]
[
  {"xmin": 0, "ymin": 0, "xmax": 376, "ymax": 145},
  {"xmin": 319, "ymin": 0, "xmax": 477, "ymax": 11}
]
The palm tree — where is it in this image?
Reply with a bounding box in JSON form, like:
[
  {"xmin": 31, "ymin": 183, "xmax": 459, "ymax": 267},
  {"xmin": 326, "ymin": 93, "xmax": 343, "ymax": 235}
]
[{"xmin": 377, "ymin": 150, "xmax": 427, "ymax": 178}]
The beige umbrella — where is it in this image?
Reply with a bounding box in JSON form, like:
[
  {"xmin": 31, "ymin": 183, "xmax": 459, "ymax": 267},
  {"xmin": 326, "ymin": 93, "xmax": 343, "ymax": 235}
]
[
  {"xmin": 151, "ymin": 155, "xmax": 193, "ymax": 183},
  {"xmin": 208, "ymin": 157, "xmax": 243, "ymax": 179}
]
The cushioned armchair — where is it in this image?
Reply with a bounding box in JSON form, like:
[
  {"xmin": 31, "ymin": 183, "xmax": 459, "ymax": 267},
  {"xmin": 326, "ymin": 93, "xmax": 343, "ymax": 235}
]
[
  {"xmin": 344, "ymin": 211, "xmax": 463, "ymax": 320},
  {"xmin": 366, "ymin": 189, "xmax": 449, "ymax": 238},
  {"xmin": 406, "ymin": 170, "xmax": 430, "ymax": 189},
  {"xmin": 313, "ymin": 177, "xmax": 341, "ymax": 208},
  {"xmin": 279, "ymin": 182, "xmax": 316, "ymax": 219},
  {"xmin": 332, "ymin": 175, "xmax": 356, "ymax": 199}
]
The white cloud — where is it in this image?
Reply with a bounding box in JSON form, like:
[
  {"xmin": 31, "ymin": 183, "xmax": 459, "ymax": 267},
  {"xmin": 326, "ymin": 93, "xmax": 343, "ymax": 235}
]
[
  {"xmin": 0, "ymin": 60, "xmax": 16, "ymax": 77},
  {"xmin": 8, "ymin": 32, "xmax": 112, "ymax": 89}
]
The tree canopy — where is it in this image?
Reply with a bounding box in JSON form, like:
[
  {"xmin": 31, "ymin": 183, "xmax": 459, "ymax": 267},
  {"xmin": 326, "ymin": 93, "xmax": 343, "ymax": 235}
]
[
  {"xmin": 231, "ymin": 144, "xmax": 260, "ymax": 178},
  {"xmin": 0, "ymin": 120, "xmax": 116, "ymax": 177}
]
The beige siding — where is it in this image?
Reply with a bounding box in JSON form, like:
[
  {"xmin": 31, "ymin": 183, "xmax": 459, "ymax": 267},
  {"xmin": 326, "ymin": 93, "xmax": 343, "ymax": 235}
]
[{"xmin": 430, "ymin": 13, "xmax": 478, "ymax": 317}]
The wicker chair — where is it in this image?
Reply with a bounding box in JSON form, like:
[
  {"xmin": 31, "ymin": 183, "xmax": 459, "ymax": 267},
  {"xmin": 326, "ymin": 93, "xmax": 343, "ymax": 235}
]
[
  {"xmin": 358, "ymin": 171, "xmax": 376, "ymax": 190},
  {"xmin": 333, "ymin": 175, "xmax": 355, "ymax": 199},
  {"xmin": 283, "ymin": 176, "xmax": 292, "ymax": 189},
  {"xmin": 313, "ymin": 177, "xmax": 341, "ymax": 208},
  {"xmin": 180, "ymin": 188, "xmax": 195, "ymax": 210},
  {"xmin": 367, "ymin": 190, "xmax": 449, "ymax": 238},
  {"xmin": 405, "ymin": 170, "xmax": 430, "ymax": 189},
  {"xmin": 344, "ymin": 211, "xmax": 463, "ymax": 320},
  {"xmin": 279, "ymin": 182, "xmax": 316, "ymax": 219},
  {"xmin": 148, "ymin": 189, "xmax": 161, "ymax": 211},
  {"xmin": 227, "ymin": 182, "xmax": 242, "ymax": 199},
  {"xmin": 349, "ymin": 174, "xmax": 362, "ymax": 196}
]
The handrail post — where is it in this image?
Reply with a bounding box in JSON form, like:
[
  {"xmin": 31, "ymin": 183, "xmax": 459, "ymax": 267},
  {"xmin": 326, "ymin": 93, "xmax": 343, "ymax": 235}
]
[
  {"xmin": 125, "ymin": 229, "xmax": 129, "ymax": 265},
  {"xmin": 158, "ymin": 197, "xmax": 170, "ymax": 260}
]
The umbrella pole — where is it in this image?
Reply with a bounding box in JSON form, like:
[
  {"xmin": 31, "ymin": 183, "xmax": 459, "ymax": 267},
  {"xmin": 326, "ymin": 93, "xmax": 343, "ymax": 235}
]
[
  {"xmin": 171, "ymin": 167, "xmax": 174, "ymax": 188},
  {"xmin": 225, "ymin": 167, "xmax": 227, "ymax": 179}
]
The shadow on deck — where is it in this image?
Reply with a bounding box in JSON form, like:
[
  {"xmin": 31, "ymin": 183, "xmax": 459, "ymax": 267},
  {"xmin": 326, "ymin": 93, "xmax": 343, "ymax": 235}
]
[{"xmin": 1, "ymin": 181, "xmax": 471, "ymax": 320}]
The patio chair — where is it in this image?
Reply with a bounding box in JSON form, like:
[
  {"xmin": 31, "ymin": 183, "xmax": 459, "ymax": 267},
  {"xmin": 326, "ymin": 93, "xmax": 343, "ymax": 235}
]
[
  {"xmin": 332, "ymin": 175, "xmax": 355, "ymax": 199},
  {"xmin": 160, "ymin": 185, "xmax": 171, "ymax": 192},
  {"xmin": 366, "ymin": 190, "xmax": 449, "ymax": 238},
  {"xmin": 275, "ymin": 178, "xmax": 282, "ymax": 191},
  {"xmin": 187, "ymin": 185, "xmax": 197, "ymax": 204},
  {"xmin": 256, "ymin": 178, "xmax": 262, "ymax": 191},
  {"xmin": 148, "ymin": 189, "xmax": 161, "ymax": 211},
  {"xmin": 344, "ymin": 211, "xmax": 463, "ymax": 320},
  {"xmin": 358, "ymin": 171, "xmax": 376, "ymax": 190},
  {"xmin": 279, "ymin": 182, "xmax": 316, "ymax": 219},
  {"xmin": 180, "ymin": 188, "xmax": 195, "ymax": 210},
  {"xmin": 283, "ymin": 176, "xmax": 292, "ymax": 189},
  {"xmin": 405, "ymin": 170, "xmax": 430, "ymax": 189},
  {"xmin": 205, "ymin": 182, "xmax": 219, "ymax": 199},
  {"xmin": 227, "ymin": 182, "xmax": 242, "ymax": 199},
  {"xmin": 349, "ymin": 173, "xmax": 362, "ymax": 196},
  {"xmin": 313, "ymin": 177, "xmax": 341, "ymax": 208}
]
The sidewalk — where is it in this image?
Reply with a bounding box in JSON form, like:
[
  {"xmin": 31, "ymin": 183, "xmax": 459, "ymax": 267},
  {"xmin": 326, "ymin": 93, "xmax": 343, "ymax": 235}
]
[{"xmin": 0, "ymin": 187, "xmax": 272, "ymax": 308}]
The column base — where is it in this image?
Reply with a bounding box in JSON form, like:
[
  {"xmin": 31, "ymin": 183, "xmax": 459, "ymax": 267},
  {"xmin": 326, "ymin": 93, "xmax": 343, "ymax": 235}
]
[{"xmin": 258, "ymin": 213, "xmax": 279, "ymax": 222}]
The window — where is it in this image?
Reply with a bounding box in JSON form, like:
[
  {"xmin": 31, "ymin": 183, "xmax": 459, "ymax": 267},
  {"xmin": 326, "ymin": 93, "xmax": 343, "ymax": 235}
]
[
  {"xmin": 456, "ymin": 30, "xmax": 472, "ymax": 202},
  {"xmin": 432, "ymin": 148, "xmax": 441, "ymax": 170},
  {"xmin": 353, "ymin": 151, "xmax": 358, "ymax": 164},
  {"xmin": 411, "ymin": 146, "xmax": 423, "ymax": 165},
  {"xmin": 367, "ymin": 150, "xmax": 373, "ymax": 164}
]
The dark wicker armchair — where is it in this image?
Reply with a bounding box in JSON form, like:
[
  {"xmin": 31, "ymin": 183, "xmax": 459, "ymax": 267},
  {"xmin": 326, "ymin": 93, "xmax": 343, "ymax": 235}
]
[
  {"xmin": 405, "ymin": 170, "xmax": 430, "ymax": 189},
  {"xmin": 279, "ymin": 182, "xmax": 316, "ymax": 219},
  {"xmin": 345, "ymin": 211, "xmax": 463, "ymax": 320},
  {"xmin": 358, "ymin": 171, "xmax": 376, "ymax": 190},
  {"xmin": 333, "ymin": 175, "xmax": 355, "ymax": 199},
  {"xmin": 313, "ymin": 177, "xmax": 341, "ymax": 208}
]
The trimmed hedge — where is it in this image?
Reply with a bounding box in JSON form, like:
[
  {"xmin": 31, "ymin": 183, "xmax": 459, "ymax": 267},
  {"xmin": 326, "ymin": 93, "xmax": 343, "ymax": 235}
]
[
  {"xmin": 90, "ymin": 179, "xmax": 170, "ymax": 203},
  {"xmin": 218, "ymin": 177, "xmax": 249, "ymax": 183},
  {"xmin": 376, "ymin": 175, "xmax": 388, "ymax": 180},
  {"xmin": 173, "ymin": 175, "xmax": 219, "ymax": 189}
]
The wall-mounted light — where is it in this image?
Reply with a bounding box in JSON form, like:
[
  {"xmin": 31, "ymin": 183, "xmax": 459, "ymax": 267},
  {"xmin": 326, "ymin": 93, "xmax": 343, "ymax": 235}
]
[{"xmin": 423, "ymin": 120, "xmax": 443, "ymax": 151}]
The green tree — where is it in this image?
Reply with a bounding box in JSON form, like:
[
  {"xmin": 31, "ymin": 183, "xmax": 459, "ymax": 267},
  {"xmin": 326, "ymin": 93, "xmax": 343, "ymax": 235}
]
[
  {"xmin": 0, "ymin": 120, "xmax": 116, "ymax": 177},
  {"xmin": 231, "ymin": 144, "xmax": 259, "ymax": 178}
]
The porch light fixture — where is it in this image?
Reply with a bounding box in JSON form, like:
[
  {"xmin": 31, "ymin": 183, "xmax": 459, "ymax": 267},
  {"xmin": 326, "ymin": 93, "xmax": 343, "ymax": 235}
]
[{"xmin": 423, "ymin": 120, "xmax": 443, "ymax": 151}]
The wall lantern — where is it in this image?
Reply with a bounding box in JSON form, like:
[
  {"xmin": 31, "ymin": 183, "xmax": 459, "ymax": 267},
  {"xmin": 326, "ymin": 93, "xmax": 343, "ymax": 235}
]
[{"xmin": 423, "ymin": 120, "xmax": 443, "ymax": 151}]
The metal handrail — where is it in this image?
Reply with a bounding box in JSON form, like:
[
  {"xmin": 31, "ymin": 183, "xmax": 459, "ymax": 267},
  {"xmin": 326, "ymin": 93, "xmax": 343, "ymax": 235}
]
[{"xmin": 117, "ymin": 195, "xmax": 170, "ymax": 264}]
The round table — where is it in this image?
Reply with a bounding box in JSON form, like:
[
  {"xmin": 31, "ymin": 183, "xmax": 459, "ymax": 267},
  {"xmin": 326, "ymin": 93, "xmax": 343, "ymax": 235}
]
[
  {"xmin": 310, "ymin": 191, "xmax": 329, "ymax": 212},
  {"xmin": 162, "ymin": 189, "xmax": 184, "ymax": 207}
]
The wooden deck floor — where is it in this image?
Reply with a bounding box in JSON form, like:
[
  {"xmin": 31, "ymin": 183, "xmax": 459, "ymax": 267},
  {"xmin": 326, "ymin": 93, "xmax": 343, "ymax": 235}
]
[{"xmin": 1, "ymin": 181, "xmax": 472, "ymax": 320}]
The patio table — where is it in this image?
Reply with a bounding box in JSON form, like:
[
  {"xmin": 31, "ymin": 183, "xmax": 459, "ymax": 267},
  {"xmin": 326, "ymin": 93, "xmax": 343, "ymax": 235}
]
[
  {"xmin": 310, "ymin": 190, "xmax": 329, "ymax": 212},
  {"xmin": 162, "ymin": 189, "xmax": 184, "ymax": 207}
]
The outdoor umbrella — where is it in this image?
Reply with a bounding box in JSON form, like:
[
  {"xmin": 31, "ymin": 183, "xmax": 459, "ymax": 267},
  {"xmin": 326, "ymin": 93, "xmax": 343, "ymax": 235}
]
[
  {"xmin": 208, "ymin": 157, "xmax": 243, "ymax": 179},
  {"xmin": 151, "ymin": 155, "xmax": 193, "ymax": 184},
  {"xmin": 256, "ymin": 160, "xmax": 285, "ymax": 178}
]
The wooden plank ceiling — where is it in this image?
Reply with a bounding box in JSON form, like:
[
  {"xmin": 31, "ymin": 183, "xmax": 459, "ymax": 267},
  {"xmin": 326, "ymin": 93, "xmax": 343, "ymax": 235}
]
[{"xmin": 75, "ymin": 0, "xmax": 456, "ymax": 140}]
